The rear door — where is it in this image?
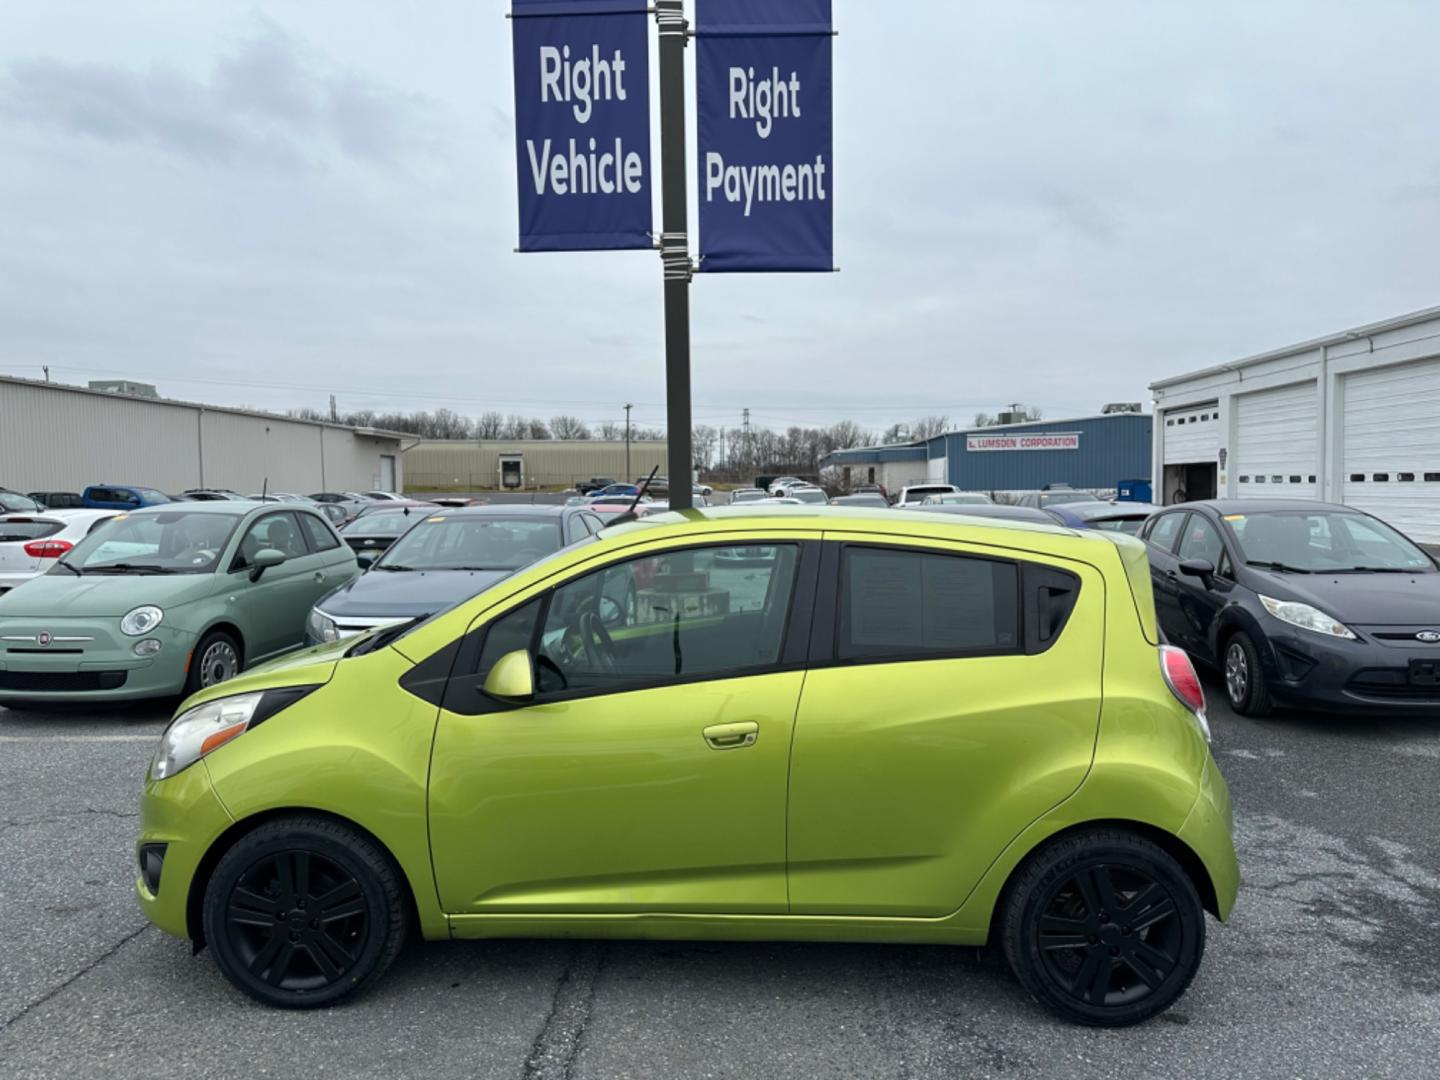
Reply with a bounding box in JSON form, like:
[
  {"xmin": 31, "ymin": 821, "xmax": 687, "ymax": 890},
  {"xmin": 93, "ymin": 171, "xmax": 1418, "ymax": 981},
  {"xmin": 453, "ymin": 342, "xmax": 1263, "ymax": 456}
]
[{"xmin": 786, "ymin": 534, "xmax": 1104, "ymax": 916}]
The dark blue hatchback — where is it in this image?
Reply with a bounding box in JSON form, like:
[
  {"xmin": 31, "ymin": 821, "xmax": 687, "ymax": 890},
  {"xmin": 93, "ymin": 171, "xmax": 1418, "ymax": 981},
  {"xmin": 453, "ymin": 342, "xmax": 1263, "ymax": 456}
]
[{"xmin": 1141, "ymin": 499, "xmax": 1440, "ymax": 716}]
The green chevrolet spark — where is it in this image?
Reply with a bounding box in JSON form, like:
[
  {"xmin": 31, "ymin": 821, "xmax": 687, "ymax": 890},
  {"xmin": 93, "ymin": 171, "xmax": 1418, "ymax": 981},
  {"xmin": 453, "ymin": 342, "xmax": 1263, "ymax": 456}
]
[
  {"xmin": 0, "ymin": 502, "xmax": 358, "ymax": 705},
  {"xmin": 136, "ymin": 507, "xmax": 1237, "ymax": 1027}
]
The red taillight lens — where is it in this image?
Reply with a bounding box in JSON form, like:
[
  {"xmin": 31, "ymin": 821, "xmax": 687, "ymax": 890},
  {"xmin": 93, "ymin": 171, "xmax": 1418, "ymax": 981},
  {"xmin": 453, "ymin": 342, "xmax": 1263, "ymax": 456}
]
[
  {"xmin": 1160, "ymin": 645, "xmax": 1207, "ymax": 718},
  {"xmin": 23, "ymin": 539, "xmax": 73, "ymax": 559}
]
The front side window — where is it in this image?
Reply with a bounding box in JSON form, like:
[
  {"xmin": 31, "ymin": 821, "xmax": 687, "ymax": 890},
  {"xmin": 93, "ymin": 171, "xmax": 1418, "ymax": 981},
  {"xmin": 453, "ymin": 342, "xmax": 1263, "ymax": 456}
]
[
  {"xmin": 66, "ymin": 511, "xmax": 242, "ymax": 575},
  {"xmin": 234, "ymin": 512, "xmax": 308, "ymax": 569},
  {"xmin": 1178, "ymin": 516, "xmax": 1226, "ymax": 567},
  {"xmin": 530, "ymin": 544, "xmax": 801, "ymax": 695},
  {"xmin": 838, "ymin": 547, "xmax": 1020, "ymax": 661}
]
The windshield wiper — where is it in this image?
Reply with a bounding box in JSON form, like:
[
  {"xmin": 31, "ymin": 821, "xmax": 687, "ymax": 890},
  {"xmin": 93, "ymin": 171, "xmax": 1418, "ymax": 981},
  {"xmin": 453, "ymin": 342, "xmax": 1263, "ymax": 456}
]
[
  {"xmin": 1245, "ymin": 560, "xmax": 1313, "ymax": 574},
  {"xmin": 53, "ymin": 560, "xmax": 82, "ymax": 577},
  {"xmin": 346, "ymin": 616, "xmax": 427, "ymax": 657},
  {"xmin": 88, "ymin": 563, "xmax": 179, "ymax": 575},
  {"xmin": 1333, "ymin": 567, "xmax": 1418, "ymax": 574},
  {"xmin": 374, "ymin": 564, "xmax": 416, "ymax": 573}
]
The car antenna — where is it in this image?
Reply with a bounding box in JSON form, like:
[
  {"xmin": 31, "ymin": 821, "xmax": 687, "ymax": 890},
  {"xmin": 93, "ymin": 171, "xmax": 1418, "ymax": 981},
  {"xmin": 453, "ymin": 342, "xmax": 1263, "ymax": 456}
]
[
  {"xmin": 605, "ymin": 466, "xmax": 660, "ymax": 529},
  {"xmin": 262, "ymin": 478, "xmax": 268, "ymax": 502}
]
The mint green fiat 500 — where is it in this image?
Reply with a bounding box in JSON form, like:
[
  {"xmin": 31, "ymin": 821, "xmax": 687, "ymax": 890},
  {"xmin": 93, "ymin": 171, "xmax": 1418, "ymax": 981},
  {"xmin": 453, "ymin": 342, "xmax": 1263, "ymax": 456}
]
[{"xmin": 0, "ymin": 503, "xmax": 358, "ymax": 705}]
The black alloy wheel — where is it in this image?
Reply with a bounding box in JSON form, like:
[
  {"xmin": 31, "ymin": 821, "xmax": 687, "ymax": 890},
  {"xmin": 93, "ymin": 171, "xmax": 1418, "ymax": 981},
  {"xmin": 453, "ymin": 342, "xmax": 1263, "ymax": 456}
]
[
  {"xmin": 203, "ymin": 816, "xmax": 406, "ymax": 1008},
  {"xmin": 1003, "ymin": 829, "xmax": 1205, "ymax": 1026}
]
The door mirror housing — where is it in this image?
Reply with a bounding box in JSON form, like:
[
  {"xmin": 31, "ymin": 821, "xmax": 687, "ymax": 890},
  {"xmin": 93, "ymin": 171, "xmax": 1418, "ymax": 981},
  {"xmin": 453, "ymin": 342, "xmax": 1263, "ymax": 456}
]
[
  {"xmin": 483, "ymin": 650, "xmax": 536, "ymax": 704},
  {"xmin": 1178, "ymin": 558, "xmax": 1216, "ymax": 585},
  {"xmin": 249, "ymin": 547, "xmax": 287, "ymax": 582},
  {"xmin": 356, "ymin": 552, "xmax": 377, "ymax": 571}
]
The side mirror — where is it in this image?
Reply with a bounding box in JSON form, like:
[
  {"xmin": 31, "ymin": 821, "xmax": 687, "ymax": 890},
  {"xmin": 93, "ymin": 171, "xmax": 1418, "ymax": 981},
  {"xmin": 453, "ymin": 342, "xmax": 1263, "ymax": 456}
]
[
  {"xmin": 249, "ymin": 547, "xmax": 287, "ymax": 582},
  {"xmin": 482, "ymin": 650, "xmax": 536, "ymax": 704},
  {"xmin": 357, "ymin": 553, "xmax": 377, "ymax": 571},
  {"xmin": 1178, "ymin": 558, "xmax": 1216, "ymax": 585}
]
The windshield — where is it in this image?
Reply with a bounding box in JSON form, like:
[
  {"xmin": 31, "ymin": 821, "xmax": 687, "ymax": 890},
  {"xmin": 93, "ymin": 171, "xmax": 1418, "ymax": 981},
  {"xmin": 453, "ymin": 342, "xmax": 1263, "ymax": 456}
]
[
  {"xmin": 345, "ymin": 510, "xmax": 424, "ymax": 537},
  {"xmin": 378, "ymin": 516, "xmax": 564, "ymax": 572},
  {"xmin": 790, "ymin": 489, "xmax": 829, "ymax": 504},
  {"xmin": 63, "ymin": 511, "xmax": 242, "ymax": 574},
  {"xmin": 1041, "ymin": 492, "xmax": 1101, "ymax": 506},
  {"xmin": 1226, "ymin": 510, "xmax": 1434, "ymax": 572},
  {"xmin": 937, "ymin": 494, "xmax": 991, "ymax": 505}
]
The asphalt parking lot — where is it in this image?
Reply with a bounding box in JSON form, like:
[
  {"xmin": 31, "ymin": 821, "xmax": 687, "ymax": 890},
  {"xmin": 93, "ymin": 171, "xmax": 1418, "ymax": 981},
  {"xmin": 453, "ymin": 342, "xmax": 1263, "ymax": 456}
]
[{"xmin": 1, "ymin": 682, "xmax": 1437, "ymax": 1080}]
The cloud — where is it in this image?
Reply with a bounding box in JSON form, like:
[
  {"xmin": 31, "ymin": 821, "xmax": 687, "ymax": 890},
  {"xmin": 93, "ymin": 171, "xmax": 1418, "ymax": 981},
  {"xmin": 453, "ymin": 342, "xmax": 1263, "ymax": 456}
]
[{"xmin": 1, "ymin": 20, "xmax": 431, "ymax": 171}]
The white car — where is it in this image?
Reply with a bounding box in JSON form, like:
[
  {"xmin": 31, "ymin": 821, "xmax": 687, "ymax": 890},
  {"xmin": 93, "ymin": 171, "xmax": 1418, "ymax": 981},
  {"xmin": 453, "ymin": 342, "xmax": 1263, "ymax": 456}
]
[
  {"xmin": 729, "ymin": 488, "xmax": 769, "ymax": 504},
  {"xmin": 0, "ymin": 510, "xmax": 121, "ymax": 596},
  {"xmin": 787, "ymin": 487, "xmax": 830, "ymax": 505},
  {"xmin": 365, "ymin": 491, "xmax": 408, "ymax": 502},
  {"xmin": 895, "ymin": 484, "xmax": 963, "ymax": 507}
]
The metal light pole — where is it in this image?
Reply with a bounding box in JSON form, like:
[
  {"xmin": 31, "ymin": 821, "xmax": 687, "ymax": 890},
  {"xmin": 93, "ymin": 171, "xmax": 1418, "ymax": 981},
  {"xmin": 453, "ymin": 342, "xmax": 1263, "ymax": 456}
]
[
  {"xmin": 624, "ymin": 402, "xmax": 633, "ymax": 480},
  {"xmin": 656, "ymin": 0, "xmax": 693, "ymax": 511}
]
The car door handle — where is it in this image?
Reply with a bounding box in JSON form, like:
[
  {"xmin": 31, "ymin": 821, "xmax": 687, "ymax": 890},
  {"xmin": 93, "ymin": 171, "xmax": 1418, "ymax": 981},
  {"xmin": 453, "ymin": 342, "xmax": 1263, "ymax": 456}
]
[{"xmin": 703, "ymin": 722, "xmax": 759, "ymax": 750}]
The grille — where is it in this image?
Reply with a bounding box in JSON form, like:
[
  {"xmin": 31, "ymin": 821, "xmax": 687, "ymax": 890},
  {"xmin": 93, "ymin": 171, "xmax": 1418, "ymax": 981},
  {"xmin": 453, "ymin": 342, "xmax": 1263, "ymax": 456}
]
[
  {"xmin": 1346, "ymin": 670, "xmax": 1440, "ymax": 703},
  {"xmin": 0, "ymin": 670, "xmax": 128, "ymax": 692}
]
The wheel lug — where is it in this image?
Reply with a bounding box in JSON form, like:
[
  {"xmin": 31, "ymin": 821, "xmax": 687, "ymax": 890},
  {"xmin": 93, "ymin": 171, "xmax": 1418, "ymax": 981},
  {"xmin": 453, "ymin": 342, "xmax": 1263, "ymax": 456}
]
[{"xmin": 290, "ymin": 932, "xmax": 300, "ymax": 942}]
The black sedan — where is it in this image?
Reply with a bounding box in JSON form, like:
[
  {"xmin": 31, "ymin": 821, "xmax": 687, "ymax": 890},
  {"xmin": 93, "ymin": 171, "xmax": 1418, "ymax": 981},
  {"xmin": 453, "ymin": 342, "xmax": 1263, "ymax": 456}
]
[
  {"xmin": 1141, "ymin": 499, "xmax": 1440, "ymax": 716},
  {"xmin": 310, "ymin": 504, "xmax": 606, "ymax": 642}
]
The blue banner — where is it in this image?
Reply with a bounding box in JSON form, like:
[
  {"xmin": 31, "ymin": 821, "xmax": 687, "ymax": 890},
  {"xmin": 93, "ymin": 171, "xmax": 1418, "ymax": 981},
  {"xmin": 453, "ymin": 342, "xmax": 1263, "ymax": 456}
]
[
  {"xmin": 512, "ymin": 0, "xmax": 652, "ymax": 252},
  {"xmin": 696, "ymin": 0, "xmax": 834, "ymax": 273}
]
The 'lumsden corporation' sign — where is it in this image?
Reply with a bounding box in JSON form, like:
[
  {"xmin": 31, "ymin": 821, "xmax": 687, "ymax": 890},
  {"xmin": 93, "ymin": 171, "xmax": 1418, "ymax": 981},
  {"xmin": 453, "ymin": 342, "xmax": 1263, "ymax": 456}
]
[{"xmin": 967, "ymin": 433, "xmax": 1082, "ymax": 453}]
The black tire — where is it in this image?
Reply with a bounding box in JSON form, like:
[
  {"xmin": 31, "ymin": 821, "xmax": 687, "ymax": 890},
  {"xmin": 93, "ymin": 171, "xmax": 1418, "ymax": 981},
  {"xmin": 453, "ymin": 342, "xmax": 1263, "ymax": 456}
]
[
  {"xmin": 202, "ymin": 815, "xmax": 407, "ymax": 1009},
  {"xmin": 185, "ymin": 629, "xmax": 243, "ymax": 697},
  {"xmin": 1223, "ymin": 631, "xmax": 1273, "ymax": 718},
  {"xmin": 1001, "ymin": 828, "xmax": 1206, "ymax": 1027}
]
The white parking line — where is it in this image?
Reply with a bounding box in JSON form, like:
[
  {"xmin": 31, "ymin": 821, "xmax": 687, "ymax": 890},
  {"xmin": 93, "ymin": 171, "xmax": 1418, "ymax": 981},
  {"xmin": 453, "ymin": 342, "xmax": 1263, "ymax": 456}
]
[{"xmin": 0, "ymin": 735, "xmax": 157, "ymax": 743}]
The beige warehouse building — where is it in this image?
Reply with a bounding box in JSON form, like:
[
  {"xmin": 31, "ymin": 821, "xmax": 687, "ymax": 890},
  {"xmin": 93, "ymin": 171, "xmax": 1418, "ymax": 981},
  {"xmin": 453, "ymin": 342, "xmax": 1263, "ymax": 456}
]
[
  {"xmin": 0, "ymin": 375, "xmax": 412, "ymax": 495},
  {"xmin": 405, "ymin": 440, "xmax": 669, "ymax": 492}
]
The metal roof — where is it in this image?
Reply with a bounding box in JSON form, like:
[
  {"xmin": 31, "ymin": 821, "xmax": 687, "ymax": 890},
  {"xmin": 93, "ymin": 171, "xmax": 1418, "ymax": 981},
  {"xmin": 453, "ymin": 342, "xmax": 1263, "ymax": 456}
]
[
  {"xmin": 0, "ymin": 374, "xmax": 418, "ymax": 441},
  {"xmin": 1150, "ymin": 304, "xmax": 1440, "ymax": 391}
]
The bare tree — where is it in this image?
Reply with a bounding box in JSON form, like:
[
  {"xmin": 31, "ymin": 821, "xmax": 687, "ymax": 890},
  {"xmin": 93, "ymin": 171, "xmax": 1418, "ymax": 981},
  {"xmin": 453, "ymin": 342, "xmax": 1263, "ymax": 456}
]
[
  {"xmin": 550, "ymin": 415, "xmax": 592, "ymax": 441},
  {"xmin": 475, "ymin": 411, "xmax": 506, "ymax": 439},
  {"xmin": 692, "ymin": 425, "xmax": 718, "ymax": 470},
  {"xmin": 597, "ymin": 422, "xmax": 623, "ymax": 441},
  {"xmin": 526, "ymin": 418, "xmax": 552, "ymax": 440},
  {"xmin": 910, "ymin": 415, "xmax": 950, "ymax": 441}
]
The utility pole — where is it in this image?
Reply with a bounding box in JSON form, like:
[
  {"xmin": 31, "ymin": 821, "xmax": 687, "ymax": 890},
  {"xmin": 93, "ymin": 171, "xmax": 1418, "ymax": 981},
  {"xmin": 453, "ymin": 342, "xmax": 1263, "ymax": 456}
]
[
  {"xmin": 657, "ymin": 0, "xmax": 693, "ymax": 511},
  {"xmin": 330, "ymin": 394, "xmax": 339, "ymax": 423},
  {"xmin": 624, "ymin": 402, "xmax": 634, "ymax": 481}
]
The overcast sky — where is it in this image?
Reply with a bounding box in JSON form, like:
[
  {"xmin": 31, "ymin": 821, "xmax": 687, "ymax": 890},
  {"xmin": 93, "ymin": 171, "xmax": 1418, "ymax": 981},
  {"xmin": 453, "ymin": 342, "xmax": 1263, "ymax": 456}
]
[{"xmin": 2, "ymin": 0, "xmax": 1437, "ymax": 436}]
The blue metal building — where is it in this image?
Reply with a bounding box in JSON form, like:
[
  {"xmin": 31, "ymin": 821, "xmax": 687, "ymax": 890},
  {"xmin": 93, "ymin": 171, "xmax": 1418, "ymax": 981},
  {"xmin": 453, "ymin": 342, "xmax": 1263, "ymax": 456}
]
[{"xmin": 823, "ymin": 414, "xmax": 1153, "ymax": 494}]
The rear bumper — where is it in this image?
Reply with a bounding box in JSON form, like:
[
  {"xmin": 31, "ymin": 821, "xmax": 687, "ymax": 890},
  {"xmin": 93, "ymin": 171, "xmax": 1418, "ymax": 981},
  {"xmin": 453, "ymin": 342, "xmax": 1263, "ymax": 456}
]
[{"xmin": 1178, "ymin": 755, "xmax": 1239, "ymax": 920}]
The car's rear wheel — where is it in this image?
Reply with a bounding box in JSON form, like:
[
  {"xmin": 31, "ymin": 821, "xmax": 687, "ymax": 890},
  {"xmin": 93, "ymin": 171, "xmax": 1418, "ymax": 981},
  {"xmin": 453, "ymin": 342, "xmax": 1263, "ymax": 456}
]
[
  {"xmin": 185, "ymin": 630, "xmax": 242, "ymax": 696},
  {"xmin": 203, "ymin": 816, "xmax": 407, "ymax": 1009},
  {"xmin": 1224, "ymin": 631, "xmax": 1272, "ymax": 718},
  {"xmin": 1002, "ymin": 829, "xmax": 1205, "ymax": 1027}
]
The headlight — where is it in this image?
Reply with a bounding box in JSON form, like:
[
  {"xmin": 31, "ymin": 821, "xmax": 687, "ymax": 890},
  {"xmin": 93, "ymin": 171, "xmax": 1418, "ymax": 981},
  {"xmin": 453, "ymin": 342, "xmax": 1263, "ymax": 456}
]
[
  {"xmin": 307, "ymin": 607, "xmax": 339, "ymax": 643},
  {"xmin": 120, "ymin": 605, "xmax": 164, "ymax": 637},
  {"xmin": 150, "ymin": 687, "xmax": 318, "ymax": 781},
  {"xmin": 1259, "ymin": 595, "xmax": 1357, "ymax": 640}
]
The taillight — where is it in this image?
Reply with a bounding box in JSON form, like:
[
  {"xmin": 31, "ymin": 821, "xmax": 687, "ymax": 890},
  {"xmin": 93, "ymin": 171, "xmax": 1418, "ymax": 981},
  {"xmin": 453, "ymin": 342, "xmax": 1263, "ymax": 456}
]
[
  {"xmin": 23, "ymin": 539, "xmax": 73, "ymax": 559},
  {"xmin": 1160, "ymin": 645, "xmax": 1211, "ymax": 741}
]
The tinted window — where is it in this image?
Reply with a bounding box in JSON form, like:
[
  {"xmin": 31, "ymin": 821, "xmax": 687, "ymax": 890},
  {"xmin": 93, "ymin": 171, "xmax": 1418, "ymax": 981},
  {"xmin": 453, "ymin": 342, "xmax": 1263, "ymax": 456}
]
[
  {"xmin": 0, "ymin": 519, "xmax": 64, "ymax": 542},
  {"xmin": 1178, "ymin": 516, "xmax": 1225, "ymax": 566},
  {"xmin": 298, "ymin": 512, "xmax": 342, "ymax": 553},
  {"xmin": 1146, "ymin": 514, "xmax": 1185, "ymax": 553},
  {"xmin": 469, "ymin": 599, "xmax": 543, "ymax": 684},
  {"xmin": 533, "ymin": 544, "xmax": 800, "ymax": 694},
  {"xmin": 838, "ymin": 548, "xmax": 1020, "ymax": 661}
]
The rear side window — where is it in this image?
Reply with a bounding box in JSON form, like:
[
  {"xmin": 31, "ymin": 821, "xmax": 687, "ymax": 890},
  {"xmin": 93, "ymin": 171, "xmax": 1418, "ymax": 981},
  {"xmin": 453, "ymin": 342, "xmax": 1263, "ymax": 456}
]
[
  {"xmin": 1145, "ymin": 513, "xmax": 1185, "ymax": 553},
  {"xmin": 298, "ymin": 513, "xmax": 342, "ymax": 553},
  {"xmin": 838, "ymin": 548, "xmax": 1020, "ymax": 661},
  {"xmin": 0, "ymin": 520, "xmax": 64, "ymax": 542}
]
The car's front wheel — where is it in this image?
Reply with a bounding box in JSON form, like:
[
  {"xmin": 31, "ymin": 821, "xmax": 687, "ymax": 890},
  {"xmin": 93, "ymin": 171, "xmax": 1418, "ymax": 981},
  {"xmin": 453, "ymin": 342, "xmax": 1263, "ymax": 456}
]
[
  {"xmin": 1223, "ymin": 631, "xmax": 1273, "ymax": 718},
  {"xmin": 185, "ymin": 630, "xmax": 243, "ymax": 696},
  {"xmin": 1002, "ymin": 829, "xmax": 1206, "ymax": 1027},
  {"xmin": 202, "ymin": 816, "xmax": 407, "ymax": 1008}
]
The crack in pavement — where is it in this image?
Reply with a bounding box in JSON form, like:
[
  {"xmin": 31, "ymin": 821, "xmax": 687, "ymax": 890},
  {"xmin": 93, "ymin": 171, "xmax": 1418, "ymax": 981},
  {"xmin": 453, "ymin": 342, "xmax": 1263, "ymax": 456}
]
[
  {"xmin": 522, "ymin": 943, "xmax": 606, "ymax": 1080},
  {"xmin": 0, "ymin": 923, "xmax": 152, "ymax": 1035},
  {"xmin": 0, "ymin": 807, "xmax": 140, "ymax": 838}
]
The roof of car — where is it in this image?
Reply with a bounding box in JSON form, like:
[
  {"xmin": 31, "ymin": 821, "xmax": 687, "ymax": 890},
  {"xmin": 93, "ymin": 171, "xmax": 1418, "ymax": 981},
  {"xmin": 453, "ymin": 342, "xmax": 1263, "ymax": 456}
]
[
  {"xmin": 120, "ymin": 501, "xmax": 274, "ymax": 516},
  {"xmin": 600, "ymin": 505, "xmax": 1086, "ymax": 543},
  {"xmin": 1178, "ymin": 499, "xmax": 1350, "ymax": 515},
  {"xmin": 433, "ymin": 505, "xmax": 576, "ymax": 519}
]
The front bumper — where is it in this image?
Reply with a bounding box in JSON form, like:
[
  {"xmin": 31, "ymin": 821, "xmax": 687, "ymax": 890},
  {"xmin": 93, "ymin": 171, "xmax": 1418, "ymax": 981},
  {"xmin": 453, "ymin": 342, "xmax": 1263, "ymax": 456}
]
[
  {"xmin": 1257, "ymin": 622, "xmax": 1440, "ymax": 713},
  {"xmin": 0, "ymin": 621, "xmax": 195, "ymax": 703},
  {"xmin": 136, "ymin": 761, "xmax": 236, "ymax": 940}
]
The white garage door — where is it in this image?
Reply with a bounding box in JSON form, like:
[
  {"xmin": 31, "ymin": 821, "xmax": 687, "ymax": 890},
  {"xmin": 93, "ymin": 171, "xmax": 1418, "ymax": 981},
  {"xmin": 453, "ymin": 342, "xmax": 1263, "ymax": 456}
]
[
  {"xmin": 1235, "ymin": 382, "xmax": 1318, "ymax": 500},
  {"xmin": 1343, "ymin": 358, "xmax": 1440, "ymax": 544},
  {"xmin": 1161, "ymin": 404, "xmax": 1220, "ymax": 465}
]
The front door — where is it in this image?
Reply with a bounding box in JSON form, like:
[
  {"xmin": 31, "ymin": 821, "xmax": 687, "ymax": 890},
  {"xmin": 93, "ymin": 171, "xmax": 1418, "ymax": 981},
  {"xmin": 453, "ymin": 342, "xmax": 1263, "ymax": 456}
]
[
  {"xmin": 429, "ymin": 538, "xmax": 817, "ymax": 915},
  {"xmin": 786, "ymin": 537, "xmax": 1105, "ymax": 917},
  {"xmin": 225, "ymin": 511, "xmax": 320, "ymax": 662},
  {"xmin": 1172, "ymin": 513, "xmax": 1232, "ymax": 661}
]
